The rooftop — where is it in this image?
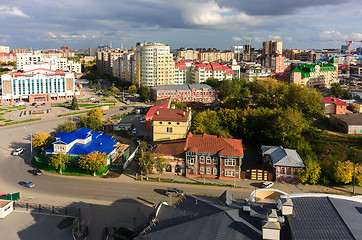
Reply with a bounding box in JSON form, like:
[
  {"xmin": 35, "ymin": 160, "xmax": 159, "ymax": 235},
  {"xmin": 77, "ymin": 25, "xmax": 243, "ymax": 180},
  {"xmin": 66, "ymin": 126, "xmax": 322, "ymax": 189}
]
[
  {"xmin": 261, "ymin": 146, "xmax": 304, "ymax": 168},
  {"xmin": 185, "ymin": 132, "xmax": 243, "ymax": 157},
  {"xmin": 152, "ymin": 139, "xmax": 186, "ymax": 159},
  {"xmin": 151, "ymin": 84, "xmax": 214, "ymax": 92},
  {"xmin": 323, "ymin": 96, "xmax": 347, "ymax": 106},
  {"xmin": 331, "ymin": 114, "xmax": 362, "ymax": 125},
  {"xmin": 152, "ymin": 108, "xmax": 191, "ymax": 122}
]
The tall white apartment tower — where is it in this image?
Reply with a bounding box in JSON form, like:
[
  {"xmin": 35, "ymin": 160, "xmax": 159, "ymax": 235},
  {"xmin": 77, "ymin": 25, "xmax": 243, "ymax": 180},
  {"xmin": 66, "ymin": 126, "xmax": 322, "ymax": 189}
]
[{"xmin": 135, "ymin": 42, "xmax": 175, "ymax": 87}]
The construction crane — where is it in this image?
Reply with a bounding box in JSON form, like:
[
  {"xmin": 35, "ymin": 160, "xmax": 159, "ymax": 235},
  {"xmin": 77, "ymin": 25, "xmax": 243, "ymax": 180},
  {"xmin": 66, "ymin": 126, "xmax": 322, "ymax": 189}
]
[{"xmin": 324, "ymin": 39, "xmax": 362, "ymax": 75}]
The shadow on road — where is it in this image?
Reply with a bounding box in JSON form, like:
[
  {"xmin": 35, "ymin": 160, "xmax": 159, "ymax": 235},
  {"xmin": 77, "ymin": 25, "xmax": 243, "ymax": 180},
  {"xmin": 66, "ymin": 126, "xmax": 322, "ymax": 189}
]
[{"xmin": 154, "ymin": 189, "xmax": 166, "ymax": 196}]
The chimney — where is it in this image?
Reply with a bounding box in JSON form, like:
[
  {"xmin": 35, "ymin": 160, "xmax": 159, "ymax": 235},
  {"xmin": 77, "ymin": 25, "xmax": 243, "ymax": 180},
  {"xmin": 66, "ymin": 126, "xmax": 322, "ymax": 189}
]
[
  {"xmin": 183, "ymin": 111, "xmax": 186, "ymax": 116},
  {"xmin": 156, "ymin": 110, "xmax": 159, "ymax": 115}
]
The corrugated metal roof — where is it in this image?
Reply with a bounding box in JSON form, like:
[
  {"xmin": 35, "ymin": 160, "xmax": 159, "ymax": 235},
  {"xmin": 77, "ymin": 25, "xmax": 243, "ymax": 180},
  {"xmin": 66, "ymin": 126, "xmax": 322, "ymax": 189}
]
[{"xmin": 261, "ymin": 146, "xmax": 304, "ymax": 168}]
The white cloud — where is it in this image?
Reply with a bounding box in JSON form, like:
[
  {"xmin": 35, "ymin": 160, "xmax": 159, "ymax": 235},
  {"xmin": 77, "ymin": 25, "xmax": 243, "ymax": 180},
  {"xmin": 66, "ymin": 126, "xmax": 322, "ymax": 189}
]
[
  {"xmin": 351, "ymin": 32, "xmax": 362, "ymax": 39},
  {"xmin": 319, "ymin": 30, "xmax": 347, "ymax": 40},
  {"xmin": 254, "ymin": 37, "xmax": 264, "ymax": 42},
  {"xmin": 286, "ymin": 37, "xmax": 293, "ymax": 41},
  {"xmin": 232, "ymin": 36, "xmax": 242, "ymax": 41},
  {"xmin": 268, "ymin": 35, "xmax": 281, "ymax": 40},
  {"xmin": 0, "ymin": 5, "xmax": 30, "ymax": 18},
  {"xmin": 47, "ymin": 32, "xmax": 57, "ymax": 38}
]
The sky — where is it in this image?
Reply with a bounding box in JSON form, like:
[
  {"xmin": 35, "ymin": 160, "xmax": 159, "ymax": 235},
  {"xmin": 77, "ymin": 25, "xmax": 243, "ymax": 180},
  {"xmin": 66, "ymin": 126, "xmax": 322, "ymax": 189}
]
[{"xmin": 1, "ymin": 0, "xmax": 362, "ymax": 51}]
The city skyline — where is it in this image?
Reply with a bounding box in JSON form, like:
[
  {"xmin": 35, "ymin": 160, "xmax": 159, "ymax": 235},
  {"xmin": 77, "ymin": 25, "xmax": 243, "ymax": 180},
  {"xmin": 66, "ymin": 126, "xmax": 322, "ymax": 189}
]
[{"xmin": 1, "ymin": 0, "xmax": 362, "ymax": 50}]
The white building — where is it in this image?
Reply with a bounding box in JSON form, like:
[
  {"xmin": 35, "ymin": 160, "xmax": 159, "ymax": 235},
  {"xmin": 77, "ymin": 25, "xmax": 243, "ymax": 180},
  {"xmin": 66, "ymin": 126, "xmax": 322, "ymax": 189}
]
[
  {"xmin": 1, "ymin": 63, "xmax": 78, "ymax": 104},
  {"xmin": 16, "ymin": 52, "xmax": 81, "ymax": 74}
]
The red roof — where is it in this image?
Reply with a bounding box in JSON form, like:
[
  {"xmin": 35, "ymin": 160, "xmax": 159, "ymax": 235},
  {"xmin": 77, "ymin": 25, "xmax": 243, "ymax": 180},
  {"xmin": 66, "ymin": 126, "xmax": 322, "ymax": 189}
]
[
  {"xmin": 175, "ymin": 62, "xmax": 187, "ymax": 70},
  {"xmin": 152, "ymin": 108, "xmax": 191, "ymax": 122},
  {"xmin": 185, "ymin": 132, "xmax": 243, "ymax": 156},
  {"xmin": 323, "ymin": 96, "xmax": 347, "ymax": 106},
  {"xmin": 24, "ymin": 68, "xmax": 56, "ymax": 73},
  {"xmin": 145, "ymin": 105, "xmax": 168, "ymax": 118},
  {"xmin": 152, "ymin": 139, "xmax": 186, "ymax": 159}
]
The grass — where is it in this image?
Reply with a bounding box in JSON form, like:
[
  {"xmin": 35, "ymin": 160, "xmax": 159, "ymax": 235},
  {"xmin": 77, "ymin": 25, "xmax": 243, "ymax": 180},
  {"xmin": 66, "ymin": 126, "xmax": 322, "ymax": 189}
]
[
  {"xmin": 0, "ymin": 108, "xmax": 7, "ymax": 111},
  {"xmin": 51, "ymin": 103, "xmax": 68, "ymax": 107},
  {"xmin": 35, "ymin": 162, "xmax": 108, "ymax": 176},
  {"xmin": 78, "ymin": 103, "xmax": 97, "ymax": 107},
  {"xmin": 1, "ymin": 118, "xmax": 41, "ymax": 126},
  {"xmin": 58, "ymin": 111, "xmax": 88, "ymax": 117}
]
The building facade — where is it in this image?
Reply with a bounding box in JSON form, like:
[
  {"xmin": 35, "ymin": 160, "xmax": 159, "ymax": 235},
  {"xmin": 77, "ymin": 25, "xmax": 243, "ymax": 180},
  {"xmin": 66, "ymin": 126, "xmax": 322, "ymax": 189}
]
[
  {"xmin": 323, "ymin": 96, "xmax": 347, "ymax": 115},
  {"xmin": 135, "ymin": 42, "xmax": 175, "ymax": 87},
  {"xmin": 0, "ymin": 64, "xmax": 77, "ymax": 104},
  {"xmin": 185, "ymin": 133, "xmax": 244, "ymax": 180},
  {"xmin": 150, "ymin": 84, "xmax": 217, "ymax": 103},
  {"xmin": 152, "ymin": 108, "xmax": 192, "ymax": 142}
]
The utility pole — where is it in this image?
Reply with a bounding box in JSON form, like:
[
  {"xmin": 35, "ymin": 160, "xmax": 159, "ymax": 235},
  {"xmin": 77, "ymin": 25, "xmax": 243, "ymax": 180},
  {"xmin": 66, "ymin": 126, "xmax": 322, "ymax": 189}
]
[
  {"xmin": 23, "ymin": 127, "xmax": 33, "ymax": 163},
  {"xmin": 353, "ymin": 162, "xmax": 356, "ymax": 194}
]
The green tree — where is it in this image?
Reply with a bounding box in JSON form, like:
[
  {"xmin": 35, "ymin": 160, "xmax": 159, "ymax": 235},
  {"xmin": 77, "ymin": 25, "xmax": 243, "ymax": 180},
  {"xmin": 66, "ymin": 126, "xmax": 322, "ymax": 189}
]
[
  {"xmin": 57, "ymin": 121, "xmax": 77, "ymax": 133},
  {"xmin": 78, "ymin": 151, "xmax": 107, "ymax": 176},
  {"xmin": 171, "ymin": 101, "xmax": 187, "ymax": 109},
  {"xmin": 139, "ymin": 152, "xmax": 154, "ymax": 180},
  {"xmin": 70, "ymin": 96, "xmax": 79, "ymax": 110},
  {"xmin": 80, "ymin": 108, "xmax": 103, "ymax": 131},
  {"xmin": 154, "ymin": 154, "xmax": 169, "ymax": 181},
  {"xmin": 205, "ymin": 77, "xmax": 221, "ymax": 88},
  {"xmin": 89, "ymin": 81, "xmax": 93, "ymax": 89},
  {"xmin": 48, "ymin": 153, "xmax": 70, "ymax": 174},
  {"xmin": 108, "ymin": 86, "xmax": 119, "ymax": 95},
  {"xmin": 138, "ymin": 86, "xmax": 150, "ymax": 102},
  {"xmin": 96, "ymin": 81, "xmax": 101, "ymax": 91},
  {"xmin": 331, "ymin": 82, "xmax": 343, "ymax": 98},
  {"xmin": 297, "ymin": 156, "xmax": 321, "ymax": 184},
  {"xmin": 128, "ymin": 85, "xmax": 137, "ymax": 95}
]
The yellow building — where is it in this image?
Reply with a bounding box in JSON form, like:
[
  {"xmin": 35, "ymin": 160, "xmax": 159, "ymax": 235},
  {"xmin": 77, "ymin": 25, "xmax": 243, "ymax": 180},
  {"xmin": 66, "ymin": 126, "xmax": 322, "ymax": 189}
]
[
  {"xmin": 152, "ymin": 108, "xmax": 192, "ymax": 142},
  {"xmin": 177, "ymin": 50, "xmax": 199, "ymax": 60},
  {"xmin": 135, "ymin": 42, "xmax": 175, "ymax": 87}
]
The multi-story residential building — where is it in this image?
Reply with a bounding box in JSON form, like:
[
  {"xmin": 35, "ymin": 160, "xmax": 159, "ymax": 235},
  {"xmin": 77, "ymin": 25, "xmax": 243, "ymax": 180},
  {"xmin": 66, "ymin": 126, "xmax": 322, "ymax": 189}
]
[
  {"xmin": 97, "ymin": 48, "xmax": 128, "ymax": 76},
  {"xmin": 198, "ymin": 51, "xmax": 234, "ymax": 62},
  {"xmin": 261, "ymin": 41, "xmax": 285, "ymax": 73},
  {"xmin": 0, "ymin": 53, "xmax": 16, "ymax": 63},
  {"xmin": 16, "ymin": 52, "xmax": 81, "ymax": 74},
  {"xmin": 261, "ymin": 145, "xmax": 304, "ymax": 183},
  {"xmin": 323, "ymin": 96, "xmax": 347, "ymax": 115},
  {"xmin": 135, "ymin": 42, "xmax": 175, "ymax": 87},
  {"xmin": 174, "ymin": 62, "xmax": 187, "ymax": 85},
  {"xmin": 150, "ymin": 84, "xmax": 217, "ymax": 103},
  {"xmin": 0, "ymin": 63, "xmax": 78, "ymax": 104},
  {"xmin": 263, "ymin": 41, "xmax": 283, "ymax": 55},
  {"xmin": 177, "ymin": 49, "xmax": 199, "ymax": 61},
  {"xmin": 290, "ymin": 57, "xmax": 338, "ymax": 88},
  {"xmin": 185, "ymin": 132, "xmax": 244, "ymax": 180},
  {"xmin": 152, "ymin": 108, "xmax": 192, "ymax": 142},
  {"xmin": 191, "ymin": 62, "xmax": 213, "ymax": 83},
  {"xmin": 10, "ymin": 49, "xmax": 29, "ymax": 54},
  {"xmin": 228, "ymin": 59, "xmax": 241, "ymax": 79},
  {"xmin": 210, "ymin": 62, "xmax": 233, "ymax": 80},
  {"xmin": 0, "ymin": 46, "xmax": 10, "ymax": 53}
]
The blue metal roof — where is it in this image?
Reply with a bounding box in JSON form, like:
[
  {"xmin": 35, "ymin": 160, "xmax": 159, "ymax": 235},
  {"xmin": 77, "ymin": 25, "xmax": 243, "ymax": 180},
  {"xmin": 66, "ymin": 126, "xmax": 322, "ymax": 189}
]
[{"xmin": 48, "ymin": 127, "xmax": 117, "ymax": 155}]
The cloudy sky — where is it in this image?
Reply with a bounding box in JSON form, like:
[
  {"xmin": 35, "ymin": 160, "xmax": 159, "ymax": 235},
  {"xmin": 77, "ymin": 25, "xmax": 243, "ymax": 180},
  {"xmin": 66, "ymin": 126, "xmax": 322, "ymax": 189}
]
[{"xmin": 2, "ymin": 0, "xmax": 362, "ymax": 50}]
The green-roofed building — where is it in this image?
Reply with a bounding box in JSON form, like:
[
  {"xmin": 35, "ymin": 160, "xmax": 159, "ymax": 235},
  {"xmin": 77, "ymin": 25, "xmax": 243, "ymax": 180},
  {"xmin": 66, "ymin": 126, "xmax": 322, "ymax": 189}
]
[{"xmin": 290, "ymin": 60, "xmax": 338, "ymax": 88}]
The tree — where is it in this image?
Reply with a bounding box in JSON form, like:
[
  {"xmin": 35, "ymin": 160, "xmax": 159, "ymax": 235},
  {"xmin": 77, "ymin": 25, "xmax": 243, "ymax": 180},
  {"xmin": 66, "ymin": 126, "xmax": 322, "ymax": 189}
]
[
  {"xmin": 80, "ymin": 108, "xmax": 103, "ymax": 131},
  {"xmin": 139, "ymin": 152, "xmax": 154, "ymax": 180},
  {"xmin": 128, "ymin": 85, "xmax": 137, "ymax": 95},
  {"xmin": 333, "ymin": 160, "xmax": 354, "ymax": 184},
  {"xmin": 154, "ymin": 154, "xmax": 169, "ymax": 181},
  {"xmin": 171, "ymin": 101, "xmax": 187, "ymax": 109},
  {"xmin": 96, "ymin": 81, "xmax": 101, "ymax": 91},
  {"xmin": 297, "ymin": 156, "xmax": 321, "ymax": 185},
  {"xmin": 108, "ymin": 86, "xmax": 119, "ymax": 95},
  {"xmin": 48, "ymin": 153, "xmax": 70, "ymax": 174},
  {"xmin": 70, "ymin": 96, "xmax": 79, "ymax": 110},
  {"xmin": 89, "ymin": 81, "xmax": 93, "ymax": 89},
  {"xmin": 32, "ymin": 131, "xmax": 52, "ymax": 148},
  {"xmin": 138, "ymin": 86, "xmax": 150, "ymax": 102},
  {"xmin": 78, "ymin": 151, "xmax": 107, "ymax": 176},
  {"xmin": 57, "ymin": 121, "xmax": 77, "ymax": 133},
  {"xmin": 331, "ymin": 83, "xmax": 343, "ymax": 98}
]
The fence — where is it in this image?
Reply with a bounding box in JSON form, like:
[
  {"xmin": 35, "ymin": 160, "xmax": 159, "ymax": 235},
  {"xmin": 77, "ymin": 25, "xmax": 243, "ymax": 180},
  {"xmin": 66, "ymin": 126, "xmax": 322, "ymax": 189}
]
[
  {"xmin": 0, "ymin": 192, "xmax": 20, "ymax": 201},
  {"xmin": 13, "ymin": 202, "xmax": 81, "ymax": 218},
  {"xmin": 123, "ymin": 146, "xmax": 139, "ymax": 170}
]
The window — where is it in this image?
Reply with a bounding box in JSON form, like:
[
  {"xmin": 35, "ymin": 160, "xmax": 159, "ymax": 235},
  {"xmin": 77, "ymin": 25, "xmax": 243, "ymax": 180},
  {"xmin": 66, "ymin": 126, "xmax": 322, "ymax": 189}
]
[
  {"xmin": 188, "ymin": 157, "xmax": 195, "ymax": 165},
  {"xmin": 206, "ymin": 156, "xmax": 211, "ymax": 164},
  {"xmin": 225, "ymin": 169, "xmax": 235, "ymax": 177},
  {"xmin": 159, "ymin": 121, "xmax": 162, "ymax": 124},
  {"xmin": 199, "ymin": 156, "xmax": 205, "ymax": 164},
  {"xmin": 280, "ymin": 168, "xmax": 285, "ymax": 174},
  {"xmin": 167, "ymin": 127, "xmax": 172, "ymax": 133},
  {"xmin": 213, "ymin": 157, "xmax": 218, "ymax": 165},
  {"xmin": 224, "ymin": 159, "xmax": 235, "ymax": 166},
  {"xmin": 286, "ymin": 167, "xmax": 291, "ymax": 175},
  {"xmin": 213, "ymin": 167, "xmax": 217, "ymax": 175},
  {"xmin": 206, "ymin": 167, "xmax": 211, "ymax": 175},
  {"xmin": 199, "ymin": 167, "xmax": 204, "ymax": 174}
]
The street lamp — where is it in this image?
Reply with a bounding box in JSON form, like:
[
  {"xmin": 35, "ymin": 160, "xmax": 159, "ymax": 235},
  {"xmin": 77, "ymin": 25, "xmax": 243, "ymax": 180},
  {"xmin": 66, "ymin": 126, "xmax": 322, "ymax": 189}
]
[{"xmin": 23, "ymin": 127, "xmax": 33, "ymax": 161}]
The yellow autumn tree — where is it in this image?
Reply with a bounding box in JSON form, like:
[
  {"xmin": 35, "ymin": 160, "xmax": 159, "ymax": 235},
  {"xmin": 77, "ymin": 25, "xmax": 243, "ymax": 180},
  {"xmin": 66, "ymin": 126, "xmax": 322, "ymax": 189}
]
[
  {"xmin": 333, "ymin": 160, "xmax": 354, "ymax": 184},
  {"xmin": 78, "ymin": 151, "xmax": 107, "ymax": 176},
  {"xmin": 32, "ymin": 131, "xmax": 51, "ymax": 148}
]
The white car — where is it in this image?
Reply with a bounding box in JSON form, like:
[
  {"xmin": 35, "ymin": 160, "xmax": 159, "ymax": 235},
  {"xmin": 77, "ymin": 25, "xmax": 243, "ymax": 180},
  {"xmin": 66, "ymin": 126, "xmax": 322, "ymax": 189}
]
[
  {"xmin": 12, "ymin": 148, "xmax": 24, "ymax": 156},
  {"xmin": 262, "ymin": 181, "xmax": 274, "ymax": 188},
  {"xmin": 131, "ymin": 128, "xmax": 137, "ymax": 134}
]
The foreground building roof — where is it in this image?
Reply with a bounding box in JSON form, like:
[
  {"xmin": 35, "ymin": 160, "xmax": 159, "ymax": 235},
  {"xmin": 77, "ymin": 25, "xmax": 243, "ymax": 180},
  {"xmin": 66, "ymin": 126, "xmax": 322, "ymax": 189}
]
[{"xmin": 261, "ymin": 146, "xmax": 304, "ymax": 168}]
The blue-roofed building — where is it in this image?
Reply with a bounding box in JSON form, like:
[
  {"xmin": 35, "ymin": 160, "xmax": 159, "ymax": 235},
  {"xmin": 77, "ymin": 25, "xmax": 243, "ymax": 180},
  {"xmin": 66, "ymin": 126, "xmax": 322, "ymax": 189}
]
[
  {"xmin": 46, "ymin": 127, "xmax": 118, "ymax": 164},
  {"xmin": 261, "ymin": 146, "xmax": 304, "ymax": 183}
]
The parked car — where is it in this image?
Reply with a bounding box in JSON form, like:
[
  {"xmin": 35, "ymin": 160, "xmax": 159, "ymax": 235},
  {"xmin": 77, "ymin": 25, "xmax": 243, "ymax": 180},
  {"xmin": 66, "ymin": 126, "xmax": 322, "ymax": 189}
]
[
  {"xmin": 262, "ymin": 181, "xmax": 274, "ymax": 188},
  {"xmin": 28, "ymin": 169, "xmax": 42, "ymax": 176},
  {"xmin": 140, "ymin": 117, "xmax": 146, "ymax": 123},
  {"xmin": 19, "ymin": 180, "xmax": 35, "ymax": 188},
  {"xmin": 120, "ymin": 107, "xmax": 127, "ymax": 110},
  {"xmin": 131, "ymin": 128, "xmax": 137, "ymax": 134},
  {"xmin": 12, "ymin": 148, "xmax": 24, "ymax": 156},
  {"xmin": 165, "ymin": 188, "xmax": 184, "ymax": 196},
  {"xmin": 93, "ymin": 101, "xmax": 100, "ymax": 104}
]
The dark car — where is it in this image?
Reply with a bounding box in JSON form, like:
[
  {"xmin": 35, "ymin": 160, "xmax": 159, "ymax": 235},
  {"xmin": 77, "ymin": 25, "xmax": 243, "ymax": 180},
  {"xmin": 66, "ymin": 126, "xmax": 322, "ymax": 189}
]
[
  {"xmin": 19, "ymin": 180, "xmax": 35, "ymax": 188},
  {"xmin": 120, "ymin": 107, "xmax": 127, "ymax": 110},
  {"xmin": 165, "ymin": 188, "xmax": 184, "ymax": 196},
  {"xmin": 28, "ymin": 169, "xmax": 42, "ymax": 176}
]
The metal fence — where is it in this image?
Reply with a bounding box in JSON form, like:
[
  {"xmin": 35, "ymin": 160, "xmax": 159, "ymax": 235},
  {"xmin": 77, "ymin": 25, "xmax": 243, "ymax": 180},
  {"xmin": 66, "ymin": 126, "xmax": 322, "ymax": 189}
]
[{"xmin": 13, "ymin": 202, "xmax": 81, "ymax": 218}]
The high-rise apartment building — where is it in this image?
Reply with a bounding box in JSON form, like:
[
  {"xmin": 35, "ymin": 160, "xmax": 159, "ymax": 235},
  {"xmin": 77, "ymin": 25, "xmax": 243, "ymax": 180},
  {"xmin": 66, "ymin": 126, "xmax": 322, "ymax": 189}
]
[
  {"xmin": 263, "ymin": 41, "xmax": 283, "ymax": 55},
  {"xmin": 262, "ymin": 40, "xmax": 285, "ymax": 73},
  {"xmin": 135, "ymin": 42, "xmax": 175, "ymax": 87}
]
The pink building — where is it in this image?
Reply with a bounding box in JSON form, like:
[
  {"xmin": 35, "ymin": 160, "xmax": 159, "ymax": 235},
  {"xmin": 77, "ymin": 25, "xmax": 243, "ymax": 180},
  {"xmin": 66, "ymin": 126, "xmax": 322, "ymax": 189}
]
[{"xmin": 261, "ymin": 146, "xmax": 304, "ymax": 183}]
